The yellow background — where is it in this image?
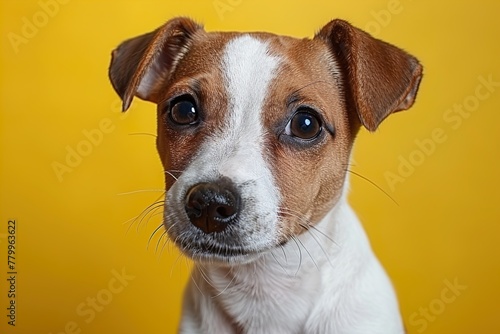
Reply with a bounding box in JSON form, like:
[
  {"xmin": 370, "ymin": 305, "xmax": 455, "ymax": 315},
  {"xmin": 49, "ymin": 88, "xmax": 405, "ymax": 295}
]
[{"xmin": 1, "ymin": 0, "xmax": 499, "ymax": 333}]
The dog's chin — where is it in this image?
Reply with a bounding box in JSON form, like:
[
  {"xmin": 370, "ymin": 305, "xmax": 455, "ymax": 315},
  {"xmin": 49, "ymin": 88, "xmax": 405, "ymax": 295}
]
[
  {"xmin": 175, "ymin": 239, "xmax": 280, "ymax": 266},
  {"xmin": 187, "ymin": 251, "xmax": 263, "ymax": 266}
]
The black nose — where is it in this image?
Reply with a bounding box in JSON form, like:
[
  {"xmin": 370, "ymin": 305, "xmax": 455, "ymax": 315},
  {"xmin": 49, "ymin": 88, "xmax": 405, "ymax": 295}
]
[{"xmin": 184, "ymin": 178, "xmax": 241, "ymax": 234}]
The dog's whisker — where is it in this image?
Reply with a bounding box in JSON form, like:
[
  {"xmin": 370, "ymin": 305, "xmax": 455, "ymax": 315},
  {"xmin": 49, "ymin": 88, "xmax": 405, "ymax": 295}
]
[
  {"xmin": 117, "ymin": 189, "xmax": 165, "ymax": 196},
  {"xmin": 309, "ymin": 224, "xmax": 341, "ymax": 248},
  {"xmin": 125, "ymin": 214, "xmax": 142, "ymax": 235},
  {"xmin": 141, "ymin": 207, "xmax": 164, "ymax": 229},
  {"xmin": 190, "ymin": 271, "xmax": 206, "ymax": 298},
  {"xmin": 136, "ymin": 203, "xmax": 164, "ymax": 232},
  {"xmin": 298, "ymin": 222, "xmax": 334, "ymax": 269},
  {"xmin": 294, "ymin": 236, "xmax": 319, "ymax": 272},
  {"xmin": 173, "ymin": 234, "xmax": 183, "ymax": 250},
  {"xmin": 164, "ymin": 169, "xmax": 185, "ymax": 180},
  {"xmin": 122, "ymin": 216, "xmax": 136, "ymax": 226},
  {"xmin": 346, "ymin": 169, "xmax": 399, "ymax": 206},
  {"xmin": 280, "ymin": 244, "xmax": 288, "ymax": 264},
  {"xmin": 128, "ymin": 132, "xmax": 157, "ymax": 138},
  {"xmin": 183, "ymin": 256, "xmax": 192, "ymax": 272},
  {"xmin": 134, "ymin": 196, "xmax": 164, "ymax": 221},
  {"xmin": 214, "ymin": 262, "xmax": 235, "ymax": 280},
  {"xmin": 158, "ymin": 218, "xmax": 175, "ymax": 257},
  {"xmin": 279, "ymin": 208, "xmax": 340, "ymax": 248},
  {"xmin": 270, "ymin": 250, "xmax": 290, "ymax": 277},
  {"xmin": 155, "ymin": 230, "xmax": 168, "ymax": 254},
  {"xmin": 211, "ymin": 270, "xmax": 237, "ymax": 299},
  {"xmin": 147, "ymin": 223, "xmax": 164, "ymax": 250},
  {"xmin": 283, "ymin": 209, "xmax": 340, "ymax": 247},
  {"xmin": 125, "ymin": 209, "xmax": 155, "ymax": 234},
  {"xmin": 164, "ymin": 222, "xmax": 178, "ymax": 241},
  {"xmin": 170, "ymin": 251, "xmax": 184, "ymax": 279},
  {"xmin": 278, "ymin": 208, "xmax": 338, "ymax": 271},
  {"xmin": 123, "ymin": 193, "xmax": 165, "ymax": 234},
  {"xmin": 196, "ymin": 265, "xmax": 218, "ymax": 292},
  {"xmin": 139, "ymin": 201, "xmax": 163, "ymax": 224},
  {"xmin": 165, "ymin": 170, "xmax": 179, "ymax": 181},
  {"xmin": 340, "ymin": 162, "xmax": 357, "ymax": 168},
  {"xmin": 280, "ymin": 207, "xmax": 338, "ymax": 245},
  {"xmin": 167, "ymin": 169, "xmax": 185, "ymax": 173},
  {"xmin": 159, "ymin": 236, "xmax": 172, "ymax": 259},
  {"xmin": 290, "ymin": 236, "xmax": 303, "ymax": 276}
]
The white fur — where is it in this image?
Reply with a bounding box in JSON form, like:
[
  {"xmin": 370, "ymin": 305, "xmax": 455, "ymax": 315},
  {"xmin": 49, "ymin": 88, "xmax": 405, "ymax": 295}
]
[
  {"xmin": 180, "ymin": 198, "xmax": 404, "ymax": 333},
  {"xmin": 166, "ymin": 36, "xmax": 282, "ymax": 258},
  {"xmin": 172, "ymin": 36, "xmax": 404, "ymax": 333}
]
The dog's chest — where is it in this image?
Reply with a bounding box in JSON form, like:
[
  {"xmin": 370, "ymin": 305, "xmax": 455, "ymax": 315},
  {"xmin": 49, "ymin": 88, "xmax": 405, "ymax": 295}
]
[{"xmin": 205, "ymin": 257, "xmax": 323, "ymax": 333}]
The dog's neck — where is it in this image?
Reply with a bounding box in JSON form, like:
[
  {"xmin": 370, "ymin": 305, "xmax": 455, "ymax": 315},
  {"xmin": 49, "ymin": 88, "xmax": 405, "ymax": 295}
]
[{"xmin": 189, "ymin": 197, "xmax": 374, "ymax": 332}]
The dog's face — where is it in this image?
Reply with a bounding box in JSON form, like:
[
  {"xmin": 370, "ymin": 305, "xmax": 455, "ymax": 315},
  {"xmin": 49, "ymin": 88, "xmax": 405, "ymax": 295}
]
[
  {"xmin": 157, "ymin": 32, "xmax": 349, "ymax": 263},
  {"xmin": 109, "ymin": 18, "xmax": 422, "ymax": 264}
]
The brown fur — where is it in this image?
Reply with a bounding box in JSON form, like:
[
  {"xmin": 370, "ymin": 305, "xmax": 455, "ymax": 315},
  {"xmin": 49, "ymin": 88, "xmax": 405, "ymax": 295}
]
[{"xmin": 108, "ymin": 17, "xmax": 422, "ymax": 240}]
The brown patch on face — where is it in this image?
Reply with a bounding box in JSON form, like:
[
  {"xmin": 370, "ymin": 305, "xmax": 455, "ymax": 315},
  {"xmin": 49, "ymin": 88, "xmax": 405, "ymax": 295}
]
[{"xmin": 255, "ymin": 35, "xmax": 355, "ymax": 239}]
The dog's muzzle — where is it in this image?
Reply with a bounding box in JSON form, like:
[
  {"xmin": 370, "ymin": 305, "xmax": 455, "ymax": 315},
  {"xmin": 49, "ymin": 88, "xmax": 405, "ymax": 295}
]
[{"xmin": 184, "ymin": 177, "xmax": 241, "ymax": 234}]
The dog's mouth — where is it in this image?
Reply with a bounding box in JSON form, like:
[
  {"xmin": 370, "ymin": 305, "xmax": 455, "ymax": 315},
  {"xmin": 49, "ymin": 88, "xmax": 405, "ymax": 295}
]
[
  {"xmin": 178, "ymin": 238, "xmax": 256, "ymax": 260},
  {"xmin": 165, "ymin": 216, "xmax": 285, "ymax": 264},
  {"xmin": 172, "ymin": 231, "xmax": 285, "ymax": 264}
]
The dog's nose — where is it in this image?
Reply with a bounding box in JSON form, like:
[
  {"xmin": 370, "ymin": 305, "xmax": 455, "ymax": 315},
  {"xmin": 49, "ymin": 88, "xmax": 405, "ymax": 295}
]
[{"xmin": 184, "ymin": 178, "xmax": 241, "ymax": 234}]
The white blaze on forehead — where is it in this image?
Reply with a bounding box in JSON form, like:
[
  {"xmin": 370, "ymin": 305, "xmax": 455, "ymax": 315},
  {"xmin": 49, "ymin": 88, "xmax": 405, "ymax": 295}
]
[
  {"xmin": 222, "ymin": 35, "xmax": 280, "ymax": 122},
  {"xmin": 219, "ymin": 35, "xmax": 280, "ymax": 179}
]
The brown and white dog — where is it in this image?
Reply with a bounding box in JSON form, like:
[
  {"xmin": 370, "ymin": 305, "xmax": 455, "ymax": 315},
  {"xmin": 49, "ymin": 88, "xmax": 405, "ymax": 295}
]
[{"xmin": 109, "ymin": 17, "xmax": 422, "ymax": 333}]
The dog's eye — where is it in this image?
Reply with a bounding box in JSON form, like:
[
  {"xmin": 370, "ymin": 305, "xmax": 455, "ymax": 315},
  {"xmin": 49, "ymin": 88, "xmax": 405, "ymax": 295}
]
[
  {"xmin": 169, "ymin": 97, "xmax": 199, "ymax": 126},
  {"xmin": 286, "ymin": 110, "xmax": 322, "ymax": 140}
]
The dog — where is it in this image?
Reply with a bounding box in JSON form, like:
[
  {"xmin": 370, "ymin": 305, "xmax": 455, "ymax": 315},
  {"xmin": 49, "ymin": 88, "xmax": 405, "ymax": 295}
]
[{"xmin": 109, "ymin": 17, "xmax": 422, "ymax": 333}]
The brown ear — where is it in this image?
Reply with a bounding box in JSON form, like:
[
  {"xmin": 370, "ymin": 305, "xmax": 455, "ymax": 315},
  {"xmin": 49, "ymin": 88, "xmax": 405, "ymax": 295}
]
[
  {"xmin": 109, "ymin": 17, "xmax": 203, "ymax": 111},
  {"xmin": 315, "ymin": 19, "xmax": 423, "ymax": 131}
]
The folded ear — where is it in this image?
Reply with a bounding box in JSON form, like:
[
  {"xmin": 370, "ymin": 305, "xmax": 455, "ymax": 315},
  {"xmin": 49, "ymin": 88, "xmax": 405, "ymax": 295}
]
[
  {"xmin": 109, "ymin": 17, "xmax": 203, "ymax": 111},
  {"xmin": 315, "ymin": 19, "xmax": 423, "ymax": 131}
]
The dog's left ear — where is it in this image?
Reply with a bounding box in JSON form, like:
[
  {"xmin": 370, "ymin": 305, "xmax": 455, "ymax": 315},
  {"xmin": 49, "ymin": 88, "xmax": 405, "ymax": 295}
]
[
  {"xmin": 315, "ymin": 19, "xmax": 423, "ymax": 131},
  {"xmin": 109, "ymin": 17, "xmax": 203, "ymax": 111}
]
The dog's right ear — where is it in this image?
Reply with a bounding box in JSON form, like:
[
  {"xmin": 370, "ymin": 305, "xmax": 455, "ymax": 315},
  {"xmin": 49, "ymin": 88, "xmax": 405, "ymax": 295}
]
[{"xmin": 109, "ymin": 17, "xmax": 203, "ymax": 111}]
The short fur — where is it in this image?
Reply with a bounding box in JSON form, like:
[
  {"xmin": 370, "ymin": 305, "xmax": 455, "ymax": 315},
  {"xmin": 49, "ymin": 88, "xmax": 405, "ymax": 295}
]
[{"xmin": 109, "ymin": 17, "xmax": 422, "ymax": 333}]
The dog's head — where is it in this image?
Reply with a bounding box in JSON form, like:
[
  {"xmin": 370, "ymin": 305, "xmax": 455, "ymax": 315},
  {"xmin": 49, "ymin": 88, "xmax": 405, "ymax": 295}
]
[{"xmin": 109, "ymin": 17, "xmax": 422, "ymax": 264}]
